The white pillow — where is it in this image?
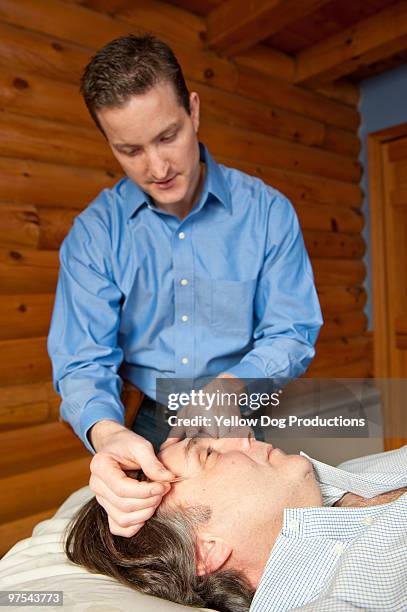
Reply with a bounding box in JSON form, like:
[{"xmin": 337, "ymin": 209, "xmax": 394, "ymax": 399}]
[{"xmin": 0, "ymin": 487, "xmax": 215, "ymax": 612}]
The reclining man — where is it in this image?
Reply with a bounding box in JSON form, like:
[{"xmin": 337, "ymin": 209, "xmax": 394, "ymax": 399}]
[{"xmin": 66, "ymin": 437, "xmax": 407, "ymax": 612}]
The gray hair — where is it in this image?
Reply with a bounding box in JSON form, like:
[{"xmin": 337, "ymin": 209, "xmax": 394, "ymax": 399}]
[{"xmin": 65, "ymin": 495, "xmax": 254, "ymax": 611}]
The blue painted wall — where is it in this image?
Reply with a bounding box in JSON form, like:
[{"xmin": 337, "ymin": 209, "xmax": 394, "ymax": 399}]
[{"xmin": 359, "ymin": 63, "xmax": 407, "ymax": 329}]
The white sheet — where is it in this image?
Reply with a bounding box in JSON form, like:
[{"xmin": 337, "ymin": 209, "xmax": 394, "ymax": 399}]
[{"xmin": 0, "ymin": 486, "xmax": 214, "ymax": 611}]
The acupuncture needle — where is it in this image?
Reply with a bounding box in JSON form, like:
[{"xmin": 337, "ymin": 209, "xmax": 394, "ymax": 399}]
[{"xmin": 125, "ymin": 469, "xmax": 189, "ymax": 484}]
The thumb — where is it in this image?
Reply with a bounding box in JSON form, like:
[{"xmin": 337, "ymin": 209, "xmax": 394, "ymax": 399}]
[{"xmin": 138, "ymin": 453, "xmax": 176, "ymax": 483}]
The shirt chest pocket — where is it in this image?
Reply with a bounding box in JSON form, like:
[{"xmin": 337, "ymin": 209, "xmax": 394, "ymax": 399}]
[{"xmin": 210, "ymin": 278, "xmax": 257, "ymax": 333}]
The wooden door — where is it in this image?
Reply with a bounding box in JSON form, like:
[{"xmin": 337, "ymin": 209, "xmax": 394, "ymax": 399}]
[{"xmin": 369, "ymin": 123, "xmax": 407, "ymax": 448}]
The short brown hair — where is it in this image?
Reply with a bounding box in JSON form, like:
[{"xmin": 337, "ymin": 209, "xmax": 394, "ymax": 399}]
[{"xmin": 80, "ymin": 33, "xmax": 191, "ymax": 133}]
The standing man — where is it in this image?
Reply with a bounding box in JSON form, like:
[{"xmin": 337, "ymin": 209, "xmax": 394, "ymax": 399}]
[{"xmin": 48, "ymin": 34, "xmax": 323, "ymax": 537}]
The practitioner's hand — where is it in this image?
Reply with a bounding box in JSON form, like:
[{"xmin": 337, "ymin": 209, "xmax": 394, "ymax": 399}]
[
  {"xmin": 88, "ymin": 420, "xmax": 175, "ymax": 537},
  {"xmin": 161, "ymin": 374, "xmax": 253, "ymax": 449}
]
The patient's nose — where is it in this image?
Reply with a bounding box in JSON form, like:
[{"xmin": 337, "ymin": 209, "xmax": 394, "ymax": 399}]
[{"xmin": 221, "ymin": 436, "xmax": 252, "ymax": 452}]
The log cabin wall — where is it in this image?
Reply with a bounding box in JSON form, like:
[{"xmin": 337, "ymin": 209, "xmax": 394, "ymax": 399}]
[{"xmin": 0, "ymin": 0, "xmax": 369, "ymax": 555}]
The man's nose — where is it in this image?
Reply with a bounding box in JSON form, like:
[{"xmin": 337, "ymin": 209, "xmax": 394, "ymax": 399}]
[
  {"xmin": 221, "ymin": 436, "xmax": 251, "ymax": 452},
  {"xmin": 147, "ymin": 149, "xmax": 169, "ymax": 180}
]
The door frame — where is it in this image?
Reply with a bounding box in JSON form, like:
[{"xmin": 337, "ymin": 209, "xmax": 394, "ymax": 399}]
[{"xmin": 368, "ymin": 122, "xmax": 407, "ymax": 378}]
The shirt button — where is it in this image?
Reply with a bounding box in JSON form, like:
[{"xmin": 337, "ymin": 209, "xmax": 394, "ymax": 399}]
[
  {"xmin": 181, "ymin": 357, "xmax": 189, "ymax": 365},
  {"xmin": 181, "ymin": 315, "xmax": 189, "ymax": 322},
  {"xmin": 178, "ymin": 232, "xmax": 185, "ymax": 240},
  {"xmin": 180, "ymin": 279, "xmax": 188, "ymax": 286},
  {"xmin": 334, "ymin": 542, "xmax": 345, "ymax": 554},
  {"xmin": 362, "ymin": 516, "xmax": 374, "ymax": 526},
  {"xmin": 288, "ymin": 519, "xmax": 300, "ymax": 532}
]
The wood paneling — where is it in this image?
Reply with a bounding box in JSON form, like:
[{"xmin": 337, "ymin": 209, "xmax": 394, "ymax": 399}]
[
  {"xmin": 295, "ymin": 0, "xmax": 407, "ymax": 85},
  {"xmin": 0, "ymin": 157, "xmax": 121, "ymax": 208},
  {"xmin": 0, "ymin": 248, "xmax": 58, "ymax": 294},
  {"xmin": 206, "ymin": 0, "xmax": 331, "ymax": 56},
  {"xmin": 0, "ymin": 111, "xmax": 119, "ymax": 172}
]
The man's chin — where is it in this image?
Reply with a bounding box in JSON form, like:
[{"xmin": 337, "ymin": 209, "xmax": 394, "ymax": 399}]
[{"xmin": 149, "ymin": 185, "xmax": 186, "ymax": 206}]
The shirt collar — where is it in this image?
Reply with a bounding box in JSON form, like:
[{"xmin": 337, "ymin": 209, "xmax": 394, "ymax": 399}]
[{"xmin": 123, "ymin": 141, "xmax": 231, "ymax": 221}]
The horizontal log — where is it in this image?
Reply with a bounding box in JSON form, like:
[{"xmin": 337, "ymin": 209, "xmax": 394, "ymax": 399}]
[
  {"xmin": 304, "ymin": 230, "xmax": 365, "ymax": 259},
  {"xmin": 0, "ymin": 294, "xmax": 54, "ymax": 340},
  {"xmin": 82, "ymin": 0, "xmax": 138, "ymax": 14},
  {"xmin": 0, "ymin": 203, "xmax": 40, "ymax": 248},
  {"xmin": 1, "ymin": 420, "xmax": 85, "ymax": 476},
  {"xmin": 216, "ymin": 156, "xmax": 362, "ymax": 208},
  {"xmin": 0, "ymin": 20, "xmax": 87, "ymax": 84},
  {"xmin": 317, "ymin": 286, "xmax": 367, "ymax": 314},
  {"xmin": 0, "ymin": 337, "xmax": 51, "ymax": 386},
  {"xmin": 312, "ymin": 259, "xmax": 366, "ymax": 286},
  {"xmin": 0, "ymin": 454, "xmax": 89, "ymax": 523},
  {"xmin": 0, "ymin": 157, "xmax": 121, "ymax": 209},
  {"xmin": 0, "ymin": 247, "xmax": 59, "ymax": 294},
  {"xmin": 304, "ymin": 358, "xmax": 372, "ymax": 378},
  {"xmin": 234, "ymin": 45, "xmax": 295, "ymax": 82},
  {"xmin": 198, "ymin": 81, "xmax": 359, "ymax": 158},
  {"xmin": 319, "ymin": 311, "xmax": 367, "ymax": 341},
  {"xmin": 0, "ymin": 110, "xmax": 121, "ymax": 173},
  {"xmin": 118, "ymin": 0, "xmax": 205, "ymax": 48},
  {"xmin": 313, "ymin": 80, "xmax": 359, "ymax": 108},
  {"xmin": 38, "ymin": 206, "xmax": 77, "ymax": 250},
  {"xmin": 0, "ymin": 68, "xmax": 89, "ymax": 127},
  {"xmin": 236, "ymin": 64, "xmax": 359, "ymax": 133},
  {"xmin": 234, "ymin": 46, "xmax": 360, "ymax": 107},
  {"xmin": 0, "ymin": 506, "xmax": 58, "ymax": 558},
  {"xmin": 323, "ymin": 125, "xmax": 360, "ymax": 159},
  {"xmin": 201, "ymin": 118, "xmax": 361, "ymax": 183},
  {"xmin": 0, "ymin": 380, "xmax": 59, "ymax": 431},
  {"xmin": 296, "ymin": 203, "xmax": 364, "ymax": 234},
  {"xmin": 308, "ymin": 336, "xmax": 372, "ymax": 374}
]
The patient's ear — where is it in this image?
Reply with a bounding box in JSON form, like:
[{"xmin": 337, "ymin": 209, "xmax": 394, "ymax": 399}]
[{"xmin": 195, "ymin": 532, "xmax": 232, "ymax": 575}]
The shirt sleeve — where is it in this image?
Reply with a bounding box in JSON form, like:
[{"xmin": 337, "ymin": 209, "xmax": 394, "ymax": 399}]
[
  {"xmin": 47, "ymin": 211, "xmax": 125, "ymax": 453},
  {"xmin": 224, "ymin": 193, "xmax": 323, "ymax": 382}
]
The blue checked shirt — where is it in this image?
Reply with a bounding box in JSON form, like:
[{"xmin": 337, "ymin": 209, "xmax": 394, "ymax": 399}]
[
  {"xmin": 47, "ymin": 142, "xmax": 322, "ymax": 452},
  {"xmin": 250, "ymin": 445, "xmax": 407, "ymax": 611}
]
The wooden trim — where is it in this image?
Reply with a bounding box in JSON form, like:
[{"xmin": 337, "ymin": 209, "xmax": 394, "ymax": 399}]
[
  {"xmin": 384, "ymin": 438, "xmax": 407, "ymax": 451},
  {"xmin": 368, "ymin": 123, "xmax": 407, "ymax": 377}
]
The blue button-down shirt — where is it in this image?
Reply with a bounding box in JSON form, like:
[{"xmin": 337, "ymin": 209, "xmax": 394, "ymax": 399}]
[{"xmin": 47, "ymin": 142, "xmax": 322, "ymax": 451}]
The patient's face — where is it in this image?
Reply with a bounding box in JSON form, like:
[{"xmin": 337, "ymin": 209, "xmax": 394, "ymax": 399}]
[{"xmin": 159, "ymin": 437, "xmax": 322, "ymax": 542}]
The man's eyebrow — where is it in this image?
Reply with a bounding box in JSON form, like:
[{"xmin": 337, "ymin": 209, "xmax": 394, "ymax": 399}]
[
  {"xmin": 113, "ymin": 121, "xmax": 181, "ymax": 149},
  {"xmin": 183, "ymin": 437, "xmax": 198, "ymax": 463}
]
